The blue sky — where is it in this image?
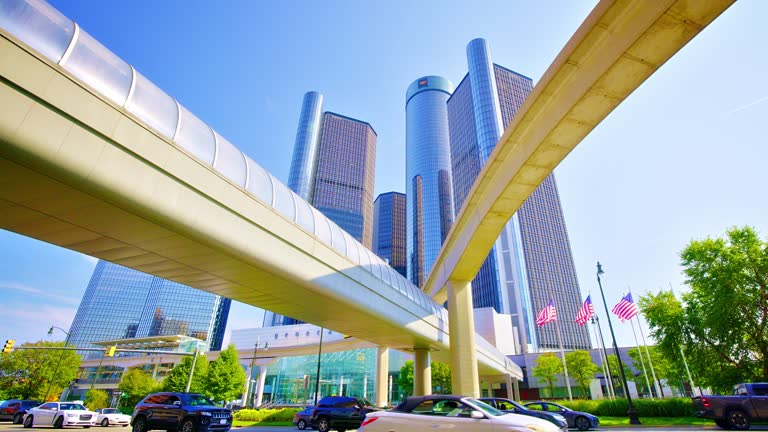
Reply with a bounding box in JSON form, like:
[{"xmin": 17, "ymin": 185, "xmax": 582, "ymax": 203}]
[{"xmin": 1, "ymin": 1, "xmax": 766, "ymax": 350}]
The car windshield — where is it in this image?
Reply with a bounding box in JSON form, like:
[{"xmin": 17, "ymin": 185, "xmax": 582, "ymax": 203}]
[
  {"xmin": 103, "ymin": 409, "xmax": 120, "ymax": 414},
  {"xmin": 61, "ymin": 404, "xmax": 86, "ymax": 410},
  {"xmin": 466, "ymin": 398, "xmax": 503, "ymax": 416},
  {"xmin": 184, "ymin": 394, "xmax": 215, "ymax": 406}
]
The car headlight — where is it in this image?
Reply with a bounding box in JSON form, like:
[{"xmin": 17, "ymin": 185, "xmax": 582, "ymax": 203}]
[{"xmin": 200, "ymin": 411, "xmax": 212, "ymax": 416}]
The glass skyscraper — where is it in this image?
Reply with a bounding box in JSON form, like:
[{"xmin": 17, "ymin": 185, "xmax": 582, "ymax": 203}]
[
  {"xmin": 267, "ymin": 92, "xmax": 377, "ymax": 327},
  {"xmin": 373, "ymin": 192, "xmax": 407, "ymax": 278},
  {"xmin": 405, "ymin": 76, "xmax": 455, "ymax": 288},
  {"xmin": 446, "ymin": 38, "xmax": 590, "ymax": 351},
  {"xmin": 68, "ymin": 260, "xmax": 230, "ymax": 359}
]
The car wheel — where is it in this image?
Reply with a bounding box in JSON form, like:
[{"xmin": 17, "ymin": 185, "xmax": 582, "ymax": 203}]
[
  {"xmin": 132, "ymin": 417, "xmax": 146, "ymax": 432},
  {"xmin": 23, "ymin": 415, "xmax": 33, "ymax": 428},
  {"xmin": 181, "ymin": 419, "xmax": 196, "ymax": 432},
  {"xmin": 102, "ymin": 419, "xmax": 110, "ymax": 427},
  {"xmin": 715, "ymin": 419, "xmax": 732, "ymax": 430},
  {"xmin": 297, "ymin": 419, "xmax": 307, "ymax": 430},
  {"xmin": 575, "ymin": 416, "xmax": 591, "ymax": 431},
  {"xmin": 727, "ymin": 409, "xmax": 751, "ymax": 430},
  {"xmin": 316, "ymin": 418, "xmax": 330, "ymax": 432},
  {"xmin": 14, "ymin": 414, "xmax": 23, "ymax": 424},
  {"xmin": 54, "ymin": 416, "xmax": 64, "ymax": 429}
]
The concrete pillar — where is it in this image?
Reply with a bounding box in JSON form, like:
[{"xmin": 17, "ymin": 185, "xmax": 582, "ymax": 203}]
[
  {"xmin": 241, "ymin": 366, "xmax": 252, "ymax": 407},
  {"xmin": 375, "ymin": 347, "xmax": 389, "ymax": 407},
  {"xmin": 505, "ymin": 375, "xmax": 514, "ymax": 399},
  {"xmin": 254, "ymin": 367, "xmax": 268, "ymax": 407},
  {"xmin": 413, "ymin": 348, "xmax": 431, "ymax": 396},
  {"xmin": 514, "ymin": 378, "xmax": 521, "ymax": 401},
  {"xmin": 447, "ymin": 279, "xmax": 479, "ymax": 397}
]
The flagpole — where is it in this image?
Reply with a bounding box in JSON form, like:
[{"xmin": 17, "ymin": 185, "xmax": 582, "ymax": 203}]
[
  {"xmin": 669, "ymin": 282, "xmax": 698, "ymax": 397},
  {"xmin": 591, "ymin": 317, "xmax": 614, "ymax": 399},
  {"xmin": 629, "ymin": 318, "xmax": 653, "ymax": 398},
  {"xmin": 554, "ymin": 313, "xmax": 573, "ymax": 401},
  {"xmin": 594, "ymin": 315, "xmax": 616, "ymax": 398},
  {"xmin": 635, "ymin": 315, "xmax": 663, "ymax": 398}
]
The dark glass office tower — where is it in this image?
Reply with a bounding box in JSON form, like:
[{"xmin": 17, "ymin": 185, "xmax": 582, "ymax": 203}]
[
  {"xmin": 446, "ymin": 39, "xmax": 590, "ymax": 351},
  {"xmin": 373, "ymin": 192, "xmax": 407, "ymax": 278},
  {"xmin": 405, "ymin": 76, "xmax": 455, "ymax": 288},
  {"xmin": 68, "ymin": 261, "xmax": 230, "ymax": 359},
  {"xmin": 268, "ymin": 92, "xmax": 377, "ymax": 327}
]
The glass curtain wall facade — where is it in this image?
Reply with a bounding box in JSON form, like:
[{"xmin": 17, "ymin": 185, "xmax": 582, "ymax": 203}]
[
  {"xmin": 373, "ymin": 192, "xmax": 407, "ymax": 278},
  {"xmin": 68, "ymin": 261, "xmax": 230, "ymax": 359},
  {"xmin": 447, "ymin": 39, "xmax": 590, "ymax": 351},
  {"xmin": 405, "ymin": 76, "xmax": 455, "ymax": 288},
  {"xmin": 288, "ymin": 91, "xmax": 324, "ymax": 202}
]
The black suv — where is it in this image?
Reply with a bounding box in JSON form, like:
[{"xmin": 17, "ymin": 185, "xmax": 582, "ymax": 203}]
[
  {"xmin": 310, "ymin": 396, "xmax": 377, "ymax": 432},
  {"xmin": 131, "ymin": 392, "xmax": 232, "ymax": 432}
]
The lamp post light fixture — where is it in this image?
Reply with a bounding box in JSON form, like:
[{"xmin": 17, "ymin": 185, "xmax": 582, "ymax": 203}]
[
  {"xmin": 596, "ymin": 262, "xmax": 641, "ymax": 425},
  {"xmin": 45, "ymin": 325, "xmax": 72, "ymax": 401}
]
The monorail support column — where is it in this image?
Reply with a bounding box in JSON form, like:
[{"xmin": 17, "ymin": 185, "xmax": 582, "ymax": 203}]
[
  {"xmin": 413, "ymin": 348, "xmax": 431, "ymax": 396},
  {"xmin": 375, "ymin": 346, "xmax": 389, "ymax": 407},
  {"xmin": 254, "ymin": 366, "xmax": 268, "ymax": 407},
  {"xmin": 448, "ymin": 279, "xmax": 480, "ymax": 398}
]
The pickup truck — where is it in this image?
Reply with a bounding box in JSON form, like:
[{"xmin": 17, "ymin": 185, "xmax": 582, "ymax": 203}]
[{"xmin": 693, "ymin": 383, "xmax": 768, "ymax": 430}]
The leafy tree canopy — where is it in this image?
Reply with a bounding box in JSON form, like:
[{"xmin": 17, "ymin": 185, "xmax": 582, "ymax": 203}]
[
  {"xmin": 161, "ymin": 353, "xmax": 209, "ymax": 394},
  {"xmin": 640, "ymin": 226, "xmax": 768, "ymax": 393},
  {"xmin": 397, "ymin": 360, "xmax": 452, "ymax": 396},
  {"xmin": 206, "ymin": 345, "xmax": 246, "ymax": 403},
  {"xmin": 565, "ymin": 350, "xmax": 599, "ymax": 398},
  {"xmin": 118, "ymin": 368, "xmax": 159, "ymax": 408},
  {"xmin": 84, "ymin": 389, "xmax": 109, "ymax": 411},
  {"xmin": 532, "ymin": 353, "xmax": 563, "ymax": 397},
  {"xmin": 0, "ymin": 341, "xmax": 80, "ymax": 401}
]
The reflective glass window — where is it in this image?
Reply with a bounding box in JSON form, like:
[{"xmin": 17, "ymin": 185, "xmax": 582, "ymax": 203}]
[
  {"xmin": 63, "ymin": 29, "xmax": 132, "ymax": 106},
  {"xmin": 311, "ymin": 207, "xmax": 332, "ymax": 245},
  {"xmin": 294, "ymin": 193, "xmax": 314, "ymax": 233},
  {"xmin": 124, "ymin": 70, "xmax": 178, "ymax": 139},
  {"xmin": 342, "ymin": 232, "xmax": 358, "ymax": 264},
  {"xmin": 175, "ymin": 104, "xmax": 215, "ymax": 165},
  {"xmin": 0, "ymin": 0, "xmax": 74, "ymax": 63},
  {"xmin": 245, "ymin": 156, "xmax": 273, "ymax": 205},
  {"xmin": 329, "ymin": 222, "xmax": 346, "ymax": 255},
  {"xmin": 212, "ymin": 132, "xmax": 246, "ymax": 187},
  {"xmin": 271, "ymin": 177, "xmax": 296, "ymax": 222}
]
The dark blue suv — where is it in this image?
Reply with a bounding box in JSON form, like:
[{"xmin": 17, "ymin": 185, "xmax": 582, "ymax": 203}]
[
  {"xmin": 310, "ymin": 396, "xmax": 377, "ymax": 432},
  {"xmin": 131, "ymin": 392, "xmax": 232, "ymax": 432}
]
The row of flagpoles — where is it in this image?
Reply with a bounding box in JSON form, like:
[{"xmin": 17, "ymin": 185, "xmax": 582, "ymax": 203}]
[{"xmin": 535, "ymin": 292, "xmax": 665, "ymax": 400}]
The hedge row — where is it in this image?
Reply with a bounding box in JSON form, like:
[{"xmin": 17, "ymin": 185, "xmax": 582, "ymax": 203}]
[
  {"xmin": 234, "ymin": 408, "xmax": 301, "ymax": 423},
  {"xmin": 563, "ymin": 398, "xmax": 694, "ymax": 417}
]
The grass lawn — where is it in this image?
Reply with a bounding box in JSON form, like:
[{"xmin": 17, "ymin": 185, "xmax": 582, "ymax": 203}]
[
  {"xmin": 233, "ymin": 420, "xmax": 293, "ymax": 427},
  {"xmin": 599, "ymin": 416, "xmax": 713, "ymax": 427}
]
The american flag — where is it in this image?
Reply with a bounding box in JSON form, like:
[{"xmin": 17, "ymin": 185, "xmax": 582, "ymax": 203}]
[
  {"xmin": 611, "ymin": 292, "xmax": 640, "ymax": 321},
  {"xmin": 575, "ymin": 295, "xmax": 595, "ymax": 326},
  {"xmin": 536, "ymin": 299, "xmax": 557, "ymax": 326}
]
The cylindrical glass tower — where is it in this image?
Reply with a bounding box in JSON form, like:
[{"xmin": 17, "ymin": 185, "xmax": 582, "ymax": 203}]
[
  {"xmin": 405, "ymin": 76, "xmax": 455, "ymax": 288},
  {"xmin": 288, "ymin": 91, "xmax": 324, "ymax": 202}
]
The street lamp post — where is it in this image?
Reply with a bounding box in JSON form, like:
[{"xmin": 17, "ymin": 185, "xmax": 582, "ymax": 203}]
[
  {"xmin": 45, "ymin": 326, "xmax": 72, "ymax": 401},
  {"xmin": 596, "ymin": 262, "xmax": 640, "ymax": 424},
  {"xmin": 314, "ymin": 328, "xmax": 324, "ymax": 405}
]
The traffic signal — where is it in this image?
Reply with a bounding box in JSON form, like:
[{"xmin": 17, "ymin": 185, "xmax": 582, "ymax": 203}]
[
  {"xmin": 2, "ymin": 339, "xmax": 15, "ymax": 354},
  {"xmin": 105, "ymin": 345, "xmax": 116, "ymax": 357}
]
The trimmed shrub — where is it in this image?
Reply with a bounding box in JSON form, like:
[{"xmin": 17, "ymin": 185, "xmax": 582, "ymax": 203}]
[
  {"xmin": 234, "ymin": 408, "xmax": 301, "ymax": 423},
  {"xmin": 560, "ymin": 398, "xmax": 693, "ymax": 417}
]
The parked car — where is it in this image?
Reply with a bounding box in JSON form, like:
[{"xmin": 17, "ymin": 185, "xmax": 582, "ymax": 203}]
[
  {"xmin": 131, "ymin": 392, "xmax": 232, "ymax": 432},
  {"xmin": 524, "ymin": 401, "xmax": 599, "ymax": 431},
  {"xmin": 0, "ymin": 400, "xmax": 41, "ymax": 424},
  {"xmin": 479, "ymin": 397, "xmax": 567, "ymax": 429},
  {"xmin": 23, "ymin": 401, "xmax": 97, "ymax": 428},
  {"xmin": 95, "ymin": 408, "xmax": 131, "ymax": 427},
  {"xmin": 309, "ymin": 396, "xmax": 377, "ymax": 432},
  {"xmin": 693, "ymin": 382, "xmax": 768, "ymax": 430},
  {"xmin": 292, "ymin": 407, "xmax": 314, "ymax": 430},
  {"xmin": 358, "ymin": 395, "xmax": 561, "ymax": 432}
]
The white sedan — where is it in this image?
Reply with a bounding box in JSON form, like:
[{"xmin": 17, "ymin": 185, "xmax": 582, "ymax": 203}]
[
  {"xmin": 359, "ymin": 395, "xmax": 564, "ymax": 432},
  {"xmin": 94, "ymin": 408, "xmax": 130, "ymax": 427},
  {"xmin": 23, "ymin": 402, "xmax": 97, "ymax": 428}
]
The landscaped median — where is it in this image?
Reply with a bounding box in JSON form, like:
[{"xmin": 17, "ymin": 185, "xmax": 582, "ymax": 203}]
[
  {"xmin": 565, "ymin": 397, "xmax": 709, "ymax": 427},
  {"xmin": 233, "ymin": 408, "xmax": 302, "ymax": 427}
]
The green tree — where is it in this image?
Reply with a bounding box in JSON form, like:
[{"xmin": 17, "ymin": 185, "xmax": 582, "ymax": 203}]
[
  {"xmin": 205, "ymin": 345, "xmax": 246, "ymax": 402},
  {"xmin": 118, "ymin": 368, "xmax": 158, "ymax": 408},
  {"xmin": 397, "ymin": 360, "xmax": 414, "ymax": 396},
  {"xmin": 640, "ymin": 226, "xmax": 768, "ymax": 392},
  {"xmin": 532, "ymin": 353, "xmax": 563, "ymax": 397},
  {"xmin": 396, "ymin": 360, "xmax": 452, "ymax": 396},
  {"xmin": 606, "ymin": 354, "xmax": 635, "ymax": 396},
  {"xmin": 84, "ymin": 389, "xmax": 109, "ymax": 410},
  {"xmin": 0, "ymin": 341, "xmax": 80, "ymax": 401},
  {"xmin": 626, "ymin": 345, "xmax": 677, "ymax": 397},
  {"xmin": 565, "ymin": 350, "xmax": 599, "ymax": 398},
  {"xmin": 161, "ymin": 353, "xmax": 209, "ymax": 394}
]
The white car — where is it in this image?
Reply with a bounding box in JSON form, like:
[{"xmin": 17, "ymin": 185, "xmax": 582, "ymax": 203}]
[
  {"xmin": 23, "ymin": 402, "xmax": 97, "ymax": 428},
  {"xmin": 94, "ymin": 408, "xmax": 131, "ymax": 427},
  {"xmin": 358, "ymin": 395, "xmax": 563, "ymax": 432}
]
